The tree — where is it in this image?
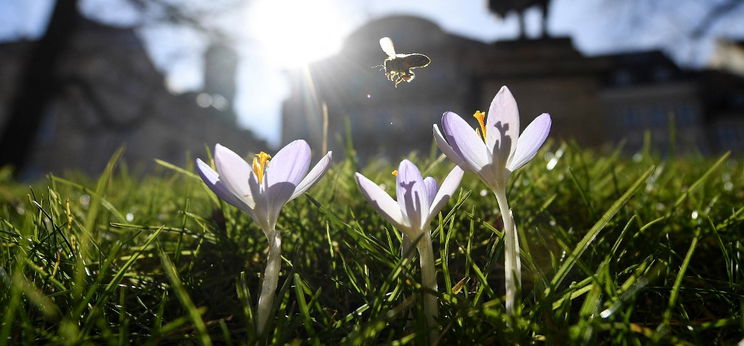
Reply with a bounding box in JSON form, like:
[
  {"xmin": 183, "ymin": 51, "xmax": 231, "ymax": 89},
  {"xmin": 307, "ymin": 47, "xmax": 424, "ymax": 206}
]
[
  {"xmin": 0, "ymin": 0, "xmax": 82, "ymax": 172},
  {"xmin": 0, "ymin": 0, "xmax": 241, "ymax": 174}
]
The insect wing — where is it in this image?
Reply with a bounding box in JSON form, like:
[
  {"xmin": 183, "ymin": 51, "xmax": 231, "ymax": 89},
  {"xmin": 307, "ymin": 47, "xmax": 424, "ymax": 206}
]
[
  {"xmin": 379, "ymin": 37, "xmax": 396, "ymax": 58},
  {"xmin": 403, "ymin": 54, "xmax": 431, "ymax": 69}
]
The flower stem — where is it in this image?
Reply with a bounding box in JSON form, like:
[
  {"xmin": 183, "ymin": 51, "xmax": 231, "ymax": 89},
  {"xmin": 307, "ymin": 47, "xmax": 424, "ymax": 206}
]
[
  {"xmin": 494, "ymin": 189, "xmax": 521, "ymax": 317},
  {"xmin": 256, "ymin": 229, "xmax": 282, "ymax": 335},
  {"xmin": 416, "ymin": 230, "xmax": 438, "ymax": 335}
]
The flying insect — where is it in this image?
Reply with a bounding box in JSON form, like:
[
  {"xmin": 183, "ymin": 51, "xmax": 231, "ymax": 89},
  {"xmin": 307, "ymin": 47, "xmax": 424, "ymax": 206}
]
[{"xmin": 378, "ymin": 37, "xmax": 431, "ymax": 87}]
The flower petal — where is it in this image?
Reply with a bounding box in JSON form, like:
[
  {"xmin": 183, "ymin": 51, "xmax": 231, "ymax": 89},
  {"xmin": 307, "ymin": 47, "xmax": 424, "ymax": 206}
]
[
  {"xmin": 427, "ymin": 165, "xmax": 464, "ymax": 223},
  {"xmin": 355, "ymin": 173, "xmax": 407, "ymax": 228},
  {"xmin": 247, "ymin": 172, "xmax": 272, "ymax": 234},
  {"xmin": 433, "ymin": 124, "xmax": 469, "ymax": 169},
  {"xmin": 289, "ymin": 151, "xmax": 332, "ymax": 201},
  {"xmin": 441, "ymin": 112, "xmax": 489, "ymax": 170},
  {"xmin": 486, "ymin": 86, "xmax": 520, "ymax": 166},
  {"xmin": 266, "ymin": 139, "xmax": 311, "ymax": 187},
  {"xmin": 423, "ymin": 177, "xmax": 437, "ymax": 207},
  {"xmin": 507, "ymin": 113, "xmax": 551, "ymax": 172},
  {"xmin": 195, "ymin": 158, "xmax": 254, "ymax": 211},
  {"xmin": 396, "ymin": 160, "xmax": 428, "ymax": 230},
  {"xmin": 265, "ymin": 181, "xmax": 296, "ymax": 229},
  {"xmin": 263, "ymin": 140, "xmax": 311, "ymax": 215},
  {"xmin": 214, "ymin": 144, "xmax": 253, "ymax": 205}
]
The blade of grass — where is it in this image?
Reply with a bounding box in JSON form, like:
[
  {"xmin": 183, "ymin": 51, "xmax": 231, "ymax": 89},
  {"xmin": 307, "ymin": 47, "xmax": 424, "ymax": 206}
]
[
  {"xmin": 549, "ymin": 166, "xmax": 655, "ymax": 291},
  {"xmin": 657, "ymin": 228, "xmax": 701, "ymax": 335},
  {"xmin": 159, "ymin": 249, "xmax": 213, "ymax": 346},
  {"xmin": 103, "ymin": 226, "xmax": 163, "ymax": 294}
]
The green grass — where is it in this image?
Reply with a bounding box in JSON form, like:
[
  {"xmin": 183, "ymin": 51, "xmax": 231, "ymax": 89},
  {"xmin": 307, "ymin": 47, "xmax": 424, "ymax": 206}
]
[{"xmin": 0, "ymin": 141, "xmax": 742, "ymax": 345}]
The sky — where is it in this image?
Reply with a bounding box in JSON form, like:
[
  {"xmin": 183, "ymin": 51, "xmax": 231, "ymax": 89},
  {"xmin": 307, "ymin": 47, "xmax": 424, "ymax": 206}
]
[{"xmin": 2, "ymin": 0, "xmax": 744, "ymax": 146}]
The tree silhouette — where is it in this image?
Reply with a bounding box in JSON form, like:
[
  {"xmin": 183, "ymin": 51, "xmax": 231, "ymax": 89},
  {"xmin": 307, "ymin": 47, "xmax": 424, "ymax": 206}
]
[
  {"xmin": 0, "ymin": 0, "xmax": 82, "ymax": 172},
  {"xmin": 0, "ymin": 0, "xmax": 240, "ymax": 174}
]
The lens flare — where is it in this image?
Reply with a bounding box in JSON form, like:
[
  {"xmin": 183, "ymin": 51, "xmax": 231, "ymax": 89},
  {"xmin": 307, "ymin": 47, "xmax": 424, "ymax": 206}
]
[{"xmin": 248, "ymin": 0, "xmax": 349, "ymax": 68}]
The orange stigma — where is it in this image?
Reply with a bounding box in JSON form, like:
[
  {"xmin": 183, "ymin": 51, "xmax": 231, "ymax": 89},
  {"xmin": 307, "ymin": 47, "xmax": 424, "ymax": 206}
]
[
  {"xmin": 391, "ymin": 170, "xmax": 398, "ymax": 176},
  {"xmin": 473, "ymin": 110, "xmax": 487, "ymax": 142},
  {"xmin": 252, "ymin": 152, "xmax": 271, "ymax": 184}
]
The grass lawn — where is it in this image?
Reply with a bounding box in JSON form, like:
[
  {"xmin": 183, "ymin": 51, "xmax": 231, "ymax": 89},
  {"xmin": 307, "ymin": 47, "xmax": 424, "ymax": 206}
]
[{"xmin": 0, "ymin": 142, "xmax": 742, "ymax": 345}]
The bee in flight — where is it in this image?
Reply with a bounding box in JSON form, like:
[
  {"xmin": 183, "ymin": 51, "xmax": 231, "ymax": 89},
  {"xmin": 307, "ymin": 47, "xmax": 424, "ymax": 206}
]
[{"xmin": 378, "ymin": 36, "xmax": 431, "ymax": 87}]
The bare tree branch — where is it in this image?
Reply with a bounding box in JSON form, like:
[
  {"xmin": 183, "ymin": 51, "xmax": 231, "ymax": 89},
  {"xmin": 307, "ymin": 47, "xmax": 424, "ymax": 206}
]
[
  {"xmin": 691, "ymin": 0, "xmax": 744, "ymax": 38},
  {"xmin": 126, "ymin": 0, "xmax": 245, "ymax": 43}
]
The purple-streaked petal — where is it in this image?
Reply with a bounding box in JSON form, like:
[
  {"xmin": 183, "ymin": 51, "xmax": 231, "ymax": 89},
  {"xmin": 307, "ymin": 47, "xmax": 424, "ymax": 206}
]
[
  {"xmin": 289, "ymin": 151, "xmax": 332, "ymax": 201},
  {"xmin": 265, "ymin": 180, "xmax": 295, "ymax": 229},
  {"xmin": 423, "ymin": 177, "xmax": 437, "ymax": 207},
  {"xmin": 248, "ymin": 171, "xmax": 271, "ymax": 232},
  {"xmin": 486, "ymin": 86, "xmax": 520, "ymax": 165},
  {"xmin": 263, "ymin": 140, "xmax": 311, "ymax": 216},
  {"xmin": 433, "ymin": 124, "xmax": 469, "ymax": 169},
  {"xmin": 427, "ymin": 166, "xmax": 464, "ymax": 223},
  {"xmin": 214, "ymin": 144, "xmax": 252, "ymax": 202},
  {"xmin": 441, "ymin": 112, "xmax": 489, "ymax": 170},
  {"xmin": 396, "ymin": 160, "xmax": 428, "ymax": 230},
  {"xmin": 266, "ymin": 139, "xmax": 311, "ymax": 187},
  {"xmin": 355, "ymin": 173, "xmax": 407, "ymax": 229},
  {"xmin": 507, "ymin": 113, "xmax": 551, "ymax": 172},
  {"xmin": 195, "ymin": 158, "xmax": 253, "ymax": 211}
]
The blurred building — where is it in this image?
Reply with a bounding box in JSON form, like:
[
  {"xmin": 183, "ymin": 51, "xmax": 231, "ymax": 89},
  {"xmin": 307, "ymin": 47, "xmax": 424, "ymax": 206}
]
[
  {"xmin": 202, "ymin": 42, "xmax": 239, "ymax": 123},
  {"xmin": 600, "ymin": 51, "xmax": 744, "ymax": 154},
  {"xmin": 598, "ymin": 51, "xmax": 706, "ymax": 154},
  {"xmin": 282, "ymin": 15, "xmax": 744, "ymax": 159},
  {"xmin": 0, "ymin": 18, "xmax": 266, "ymax": 177},
  {"xmin": 282, "ymin": 16, "xmax": 487, "ymax": 162},
  {"xmin": 709, "ymin": 38, "xmax": 744, "ymax": 77}
]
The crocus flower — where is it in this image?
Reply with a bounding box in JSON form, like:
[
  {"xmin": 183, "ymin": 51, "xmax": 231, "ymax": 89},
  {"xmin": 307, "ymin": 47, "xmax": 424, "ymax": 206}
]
[
  {"xmin": 195, "ymin": 140, "xmax": 332, "ymax": 334},
  {"xmin": 355, "ymin": 160, "xmax": 463, "ymax": 331},
  {"xmin": 433, "ymin": 86, "xmax": 551, "ymax": 316}
]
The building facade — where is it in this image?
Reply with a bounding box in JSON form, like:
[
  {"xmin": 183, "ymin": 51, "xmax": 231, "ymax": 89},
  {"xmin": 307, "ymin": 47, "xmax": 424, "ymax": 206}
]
[{"xmin": 282, "ymin": 16, "xmax": 744, "ymax": 160}]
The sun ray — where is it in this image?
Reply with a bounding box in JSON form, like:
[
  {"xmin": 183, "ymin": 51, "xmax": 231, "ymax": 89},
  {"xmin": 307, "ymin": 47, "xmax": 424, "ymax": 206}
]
[{"xmin": 248, "ymin": 0, "xmax": 350, "ymax": 68}]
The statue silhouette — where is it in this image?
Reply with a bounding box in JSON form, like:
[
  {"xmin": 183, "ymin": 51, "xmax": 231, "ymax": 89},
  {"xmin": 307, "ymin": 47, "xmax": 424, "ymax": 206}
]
[{"xmin": 488, "ymin": 0, "xmax": 551, "ymax": 39}]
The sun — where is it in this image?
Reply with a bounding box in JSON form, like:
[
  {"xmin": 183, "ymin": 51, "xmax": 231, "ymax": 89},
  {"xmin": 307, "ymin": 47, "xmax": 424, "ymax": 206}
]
[{"xmin": 248, "ymin": 0, "xmax": 351, "ymax": 68}]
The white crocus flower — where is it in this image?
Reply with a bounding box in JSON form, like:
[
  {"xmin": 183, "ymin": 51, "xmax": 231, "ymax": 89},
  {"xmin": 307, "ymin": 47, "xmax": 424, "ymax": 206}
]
[
  {"xmin": 196, "ymin": 140, "xmax": 332, "ymax": 334},
  {"xmin": 355, "ymin": 159, "xmax": 463, "ymax": 332},
  {"xmin": 433, "ymin": 86, "xmax": 551, "ymax": 316}
]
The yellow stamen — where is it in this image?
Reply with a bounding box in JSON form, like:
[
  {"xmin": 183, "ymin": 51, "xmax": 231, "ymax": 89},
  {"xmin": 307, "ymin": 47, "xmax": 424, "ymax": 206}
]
[
  {"xmin": 473, "ymin": 110, "xmax": 487, "ymax": 142},
  {"xmin": 391, "ymin": 170, "xmax": 398, "ymax": 176},
  {"xmin": 252, "ymin": 152, "xmax": 271, "ymax": 184}
]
